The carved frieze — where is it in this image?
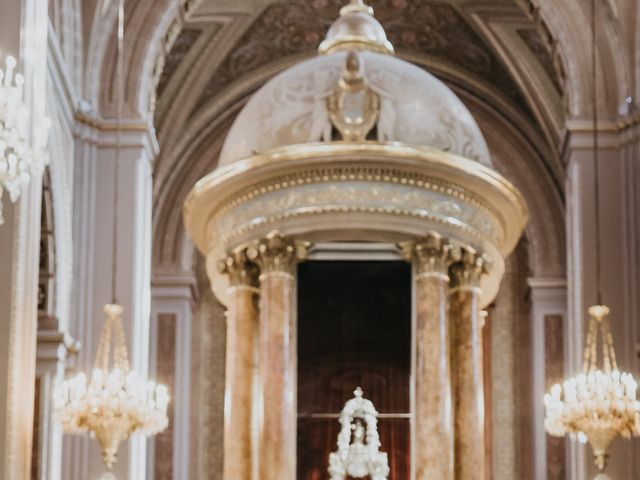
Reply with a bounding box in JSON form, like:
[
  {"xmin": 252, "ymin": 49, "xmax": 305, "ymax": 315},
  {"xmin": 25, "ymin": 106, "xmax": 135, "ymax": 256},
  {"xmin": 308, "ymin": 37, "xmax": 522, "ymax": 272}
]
[{"xmin": 211, "ymin": 164, "xmax": 503, "ymax": 251}]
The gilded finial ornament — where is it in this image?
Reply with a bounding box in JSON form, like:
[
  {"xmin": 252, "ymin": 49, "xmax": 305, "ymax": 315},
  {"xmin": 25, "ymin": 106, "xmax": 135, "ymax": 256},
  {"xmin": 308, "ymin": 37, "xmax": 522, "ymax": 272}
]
[{"xmin": 319, "ymin": 0, "xmax": 394, "ymax": 55}]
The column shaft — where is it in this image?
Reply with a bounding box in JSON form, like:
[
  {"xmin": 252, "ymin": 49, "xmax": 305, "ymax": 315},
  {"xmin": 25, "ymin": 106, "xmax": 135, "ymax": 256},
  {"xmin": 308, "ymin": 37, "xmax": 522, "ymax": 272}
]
[
  {"xmin": 259, "ymin": 271, "xmax": 296, "ymax": 479},
  {"xmin": 220, "ymin": 251, "xmax": 259, "ymax": 480},
  {"xmin": 224, "ymin": 285, "xmax": 259, "ymax": 480},
  {"xmin": 416, "ymin": 273, "xmax": 453, "ymax": 479},
  {"xmin": 449, "ymin": 249, "xmax": 489, "ymax": 480},
  {"xmin": 403, "ymin": 235, "xmax": 453, "ymax": 480},
  {"xmin": 249, "ymin": 231, "xmax": 307, "ymax": 480}
]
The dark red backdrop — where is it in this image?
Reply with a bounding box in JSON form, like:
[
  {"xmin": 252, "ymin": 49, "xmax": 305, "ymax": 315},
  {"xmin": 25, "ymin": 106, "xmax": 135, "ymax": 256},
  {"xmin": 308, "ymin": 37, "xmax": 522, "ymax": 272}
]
[{"xmin": 297, "ymin": 261, "xmax": 412, "ymax": 479}]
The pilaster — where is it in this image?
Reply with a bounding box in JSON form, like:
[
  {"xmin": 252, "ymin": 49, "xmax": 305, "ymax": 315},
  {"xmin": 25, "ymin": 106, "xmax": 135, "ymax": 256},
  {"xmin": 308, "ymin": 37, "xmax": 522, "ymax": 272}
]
[
  {"xmin": 66, "ymin": 120, "xmax": 158, "ymax": 479},
  {"xmin": 0, "ymin": 0, "xmax": 49, "ymax": 478}
]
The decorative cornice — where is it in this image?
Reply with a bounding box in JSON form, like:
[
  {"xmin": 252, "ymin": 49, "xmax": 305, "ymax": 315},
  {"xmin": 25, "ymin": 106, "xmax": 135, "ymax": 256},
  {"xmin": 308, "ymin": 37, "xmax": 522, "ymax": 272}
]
[
  {"xmin": 400, "ymin": 232, "xmax": 454, "ymax": 277},
  {"xmin": 218, "ymin": 246, "xmax": 259, "ymax": 288},
  {"xmin": 246, "ymin": 231, "xmax": 310, "ymax": 276},
  {"xmin": 449, "ymin": 246, "xmax": 492, "ymax": 290}
]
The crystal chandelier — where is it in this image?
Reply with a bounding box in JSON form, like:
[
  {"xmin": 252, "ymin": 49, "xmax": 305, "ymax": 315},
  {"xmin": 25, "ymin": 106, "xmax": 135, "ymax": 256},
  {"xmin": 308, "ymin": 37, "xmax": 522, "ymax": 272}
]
[
  {"xmin": 544, "ymin": 305, "xmax": 640, "ymax": 472},
  {"xmin": 54, "ymin": 304, "xmax": 169, "ymax": 468},
  {"xmin": 0, "ymin": 54, "xmax": 50, "ymax": 224}
]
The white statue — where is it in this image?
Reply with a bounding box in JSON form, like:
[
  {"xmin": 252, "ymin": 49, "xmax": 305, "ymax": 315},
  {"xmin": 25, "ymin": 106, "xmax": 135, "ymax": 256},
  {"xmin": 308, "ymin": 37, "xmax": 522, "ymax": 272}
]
[{"xmin": 328, "ymin": 387, "xmax": 390, "ymax": 480}]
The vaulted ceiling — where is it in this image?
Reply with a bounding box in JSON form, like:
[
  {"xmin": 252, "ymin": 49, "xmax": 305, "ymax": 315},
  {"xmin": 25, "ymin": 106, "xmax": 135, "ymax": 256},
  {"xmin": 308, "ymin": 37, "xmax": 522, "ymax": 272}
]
[{"xmin": 153, "ymin": 0, "xmax": 565, "ymax": 137}]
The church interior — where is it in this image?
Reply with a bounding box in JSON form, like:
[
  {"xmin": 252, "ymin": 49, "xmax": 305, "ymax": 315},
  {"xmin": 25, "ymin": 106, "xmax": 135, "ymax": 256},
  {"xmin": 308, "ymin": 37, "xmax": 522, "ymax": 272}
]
[{"xmin": 0, "ymin": 0, "xmax": 639, "ymax": 479}]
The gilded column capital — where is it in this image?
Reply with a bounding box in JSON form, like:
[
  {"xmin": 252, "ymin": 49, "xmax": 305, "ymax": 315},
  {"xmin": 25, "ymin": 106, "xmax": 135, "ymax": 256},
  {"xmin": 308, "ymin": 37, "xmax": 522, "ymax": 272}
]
[
  {"xmin": 400, "ymin": 233, "xmax": 454, "ymax": 278},
  {"xmin": 449, "ymin": 246, "xmax": 492, "ymax": 290},
  {"xmin": 218, "ymin": 247, "xmax": 259, "ymax": 288},
  {"xmin": 247, "ymin": 230, "xmax": 310, "ymax": 276}
]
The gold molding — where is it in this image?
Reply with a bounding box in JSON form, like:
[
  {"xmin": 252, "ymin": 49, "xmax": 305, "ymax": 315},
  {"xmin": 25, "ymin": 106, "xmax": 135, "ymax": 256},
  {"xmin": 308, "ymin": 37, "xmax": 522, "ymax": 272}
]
[{"xmin": 184, "ymin": 142, "xmax": 527, "ymax": 251}]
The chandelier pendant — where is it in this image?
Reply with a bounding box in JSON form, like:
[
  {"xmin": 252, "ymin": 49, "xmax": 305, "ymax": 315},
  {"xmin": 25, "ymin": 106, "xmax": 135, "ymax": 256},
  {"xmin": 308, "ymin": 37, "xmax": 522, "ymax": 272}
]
[
  {"xmin": 54, "ymin": 304, "xmax": 169, "ymax": 468},
  {"xmin": 544, "ymin": 305, "xmax": 640, "ymax": 472}
]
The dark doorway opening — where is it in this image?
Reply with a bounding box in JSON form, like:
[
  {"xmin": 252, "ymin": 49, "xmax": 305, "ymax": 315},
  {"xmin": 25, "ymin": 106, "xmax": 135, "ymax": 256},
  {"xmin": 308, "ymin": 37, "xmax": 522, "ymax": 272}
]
[{"xmin": 297, "ymin": 260, "xmax": 412, "ymax": 479}]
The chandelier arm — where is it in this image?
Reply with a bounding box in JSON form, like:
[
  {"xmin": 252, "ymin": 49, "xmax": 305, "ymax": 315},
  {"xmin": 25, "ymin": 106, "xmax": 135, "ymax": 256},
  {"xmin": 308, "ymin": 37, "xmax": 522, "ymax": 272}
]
[
  {"xmin": 112, "ymin": 311, "xmax": 130, "ymax": 373},
  {"xmin": 603, "ymin": 320, "xmax": 618, "ymax": 372},
  {"xmin": 582, "ymin": 319, "xmax": 591, "ymax": 373},
  {"xmin": 591, "ymin": 321, "xmax": 599, "ymax": 373},
  {"xmin": 94, "ymin": 314, "xmax": 113, "ymax": 372},
  {"xmin": 583, "ymin": 317, "xmax": 598, "ymax": 373}
]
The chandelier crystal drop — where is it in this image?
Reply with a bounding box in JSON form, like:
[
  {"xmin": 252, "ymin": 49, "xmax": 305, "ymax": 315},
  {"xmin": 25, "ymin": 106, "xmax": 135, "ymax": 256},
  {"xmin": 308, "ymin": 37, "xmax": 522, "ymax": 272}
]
[
  {"xmin": 53, "ymin": 304, "xmax": 169, "ymax": 469},
  {"xmin": 0, "ymin": 54, "xmax": 50, "ymax": 224},
  {"xmin": 544, "ymin": 305, "xmax": 640, "ymax": 472}
]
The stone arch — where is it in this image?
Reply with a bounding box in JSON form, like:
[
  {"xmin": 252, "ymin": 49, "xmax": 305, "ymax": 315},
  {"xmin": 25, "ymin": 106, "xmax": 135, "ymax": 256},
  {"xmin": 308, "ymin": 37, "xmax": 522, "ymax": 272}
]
[
  {"xmin": 533, "ymin": 0, "xmax": 631, "ymax": 117},
  {"xmin": 84, "ymin": 0, "xmax": 181, "ymax": 117}
]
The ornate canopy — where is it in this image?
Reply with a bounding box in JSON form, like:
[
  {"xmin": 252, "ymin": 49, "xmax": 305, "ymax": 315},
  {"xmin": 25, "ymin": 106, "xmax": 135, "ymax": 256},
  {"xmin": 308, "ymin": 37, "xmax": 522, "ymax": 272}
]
[{"xmin": 184, "ymin": 0, "xmax": 528, "ymax": 306}]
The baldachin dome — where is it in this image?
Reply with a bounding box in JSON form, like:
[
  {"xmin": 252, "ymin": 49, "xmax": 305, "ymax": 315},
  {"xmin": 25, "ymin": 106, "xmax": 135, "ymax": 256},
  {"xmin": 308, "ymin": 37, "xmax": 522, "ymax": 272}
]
[{"xmin": 218, "ymin": 1, "xmax": 492, "ymax": 167}]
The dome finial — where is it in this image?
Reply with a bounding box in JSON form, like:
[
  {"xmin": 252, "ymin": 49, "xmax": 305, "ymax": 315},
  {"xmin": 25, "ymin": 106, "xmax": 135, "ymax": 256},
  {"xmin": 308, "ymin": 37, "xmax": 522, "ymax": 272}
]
[
  {"xmin": 319, "ymin": 0, "xmax": 394, "ymax": 55},
  {"xmin": 341, "ymin": 0, "xmax": 374, "ymax": 16}
]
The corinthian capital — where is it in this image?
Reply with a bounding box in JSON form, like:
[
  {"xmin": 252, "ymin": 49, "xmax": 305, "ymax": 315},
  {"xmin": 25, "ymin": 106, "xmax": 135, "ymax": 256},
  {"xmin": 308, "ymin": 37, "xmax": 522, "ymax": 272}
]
[
  {"xmin": 448, "ymin": 246, "xmax": 491, "ymax": 289},
  {"xmin": 218, "ymin": 246, "xmax": 259, "ymax": 288},
  {"xmin": 247, "ymin": 231, "xmax": 310, "ymax": 275},
  {"xmin": 400, "ymin": 233, "xmax": 453, "ymax": 277}
]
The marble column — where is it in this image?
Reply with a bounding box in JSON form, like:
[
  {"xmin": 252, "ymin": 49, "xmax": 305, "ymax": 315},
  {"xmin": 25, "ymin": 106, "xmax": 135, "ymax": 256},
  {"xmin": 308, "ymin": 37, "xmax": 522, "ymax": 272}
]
[
  {"xmin": 449, "ymin": 247, "xmax": 490, "ymax": 480},
  {"xmin": 248, "ymin": 231, "xmax": 308, "ymax": 480},
  {"xmin": 403, "ymin": 234, "xmax": 454, "ymax": 480},
  {"xmin": 219, "ymin": 249, "xmax": 259, "ymax": 480}
]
